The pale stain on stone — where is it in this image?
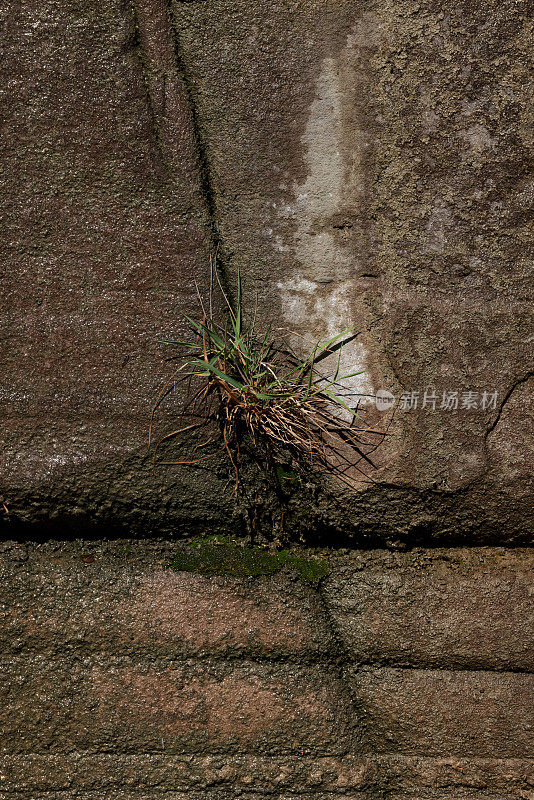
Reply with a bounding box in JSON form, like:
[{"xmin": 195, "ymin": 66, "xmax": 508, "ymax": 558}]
[{"xmin": 276, "ymin": 48, "xmax": 374, "ymax": 405}]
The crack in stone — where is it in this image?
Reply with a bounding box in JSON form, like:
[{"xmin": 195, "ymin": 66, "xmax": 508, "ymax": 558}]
[
  {"xmin": 483, "ymin": 371, "xmax": 534, "ymax": 442},
  {"xmin": 458, "ymin": 370, "xmax": 534, "ymax": 492},
  {"xmin": 128, "ymin": 0, "xmax": 230, "ymax": 294},
  {"xmin": 128, "ymin": 0, "xmax": 194, "ymax": 181}
]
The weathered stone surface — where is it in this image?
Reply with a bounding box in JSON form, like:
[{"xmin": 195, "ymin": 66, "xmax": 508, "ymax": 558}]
[
  {"xmin": 0, "ymin": 0, "xmax": 232, "ymax": 535},
  {"xmin": 0, "ymin": 0, "xmax": 532, "ymax": 538},
  {"xmin": 171, "ymin": 0, "xmax": 534, "ymax": 540},
  {"xmin": 0, "ymin": 540, "xmax": 532, "ymax": 797},
  {"xmin": 352, "ymin": 667, "xmax": 534, "ymax": 757},
  {"xmin": 324, "ymin": 547, "xmax": 534, "ymax": 670},
  {"xmin": 0, "ymin": 795, "xmax": 370, "ymax": 800},
  {"xmin": 0, "ymin": 559, "xmax": 334, "ymax": 660},
  {"xmin": 0, "ymin": 8, "xmax": 533, "ymax": 800},
  {"xmin": 0, "ymin": 754, "xmax": 375, "ymax": 793},
  {"xmin": 3, "ymin": 543, "xmax": 532, "ymax": 671},
  {"xmin": 1, "ymin": 753, "xmax": 532, "ymax": 796},
  {"xmin": 382, "ymin": 755, "xmax": 534, "ymax": 798},
  {"xmin": 1, "ymin": 657, "xmax": 352, "ymax": 755}
]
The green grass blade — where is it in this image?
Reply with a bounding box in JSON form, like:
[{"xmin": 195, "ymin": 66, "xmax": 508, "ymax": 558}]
[
  {"xmin": 313, "ymin": 330, "xmax": 357, "ymax": 365},
  {"xmin": 184, "ymin": 316, "xmax": 226, "ymax": 350},
  {"xmin": 321, "ymin": 388, "xmax": 360, "ymax": 417},
  {"xmin": 191, "ymin": 360, "xmax": 246, "ymax": 391},
  {"xmin": 333, "ymin": 346, "xmax": 342, "ymax": 382},
  {"xmin": 157, "ymin": 340, "xmax": 201, "ymax": 348}
]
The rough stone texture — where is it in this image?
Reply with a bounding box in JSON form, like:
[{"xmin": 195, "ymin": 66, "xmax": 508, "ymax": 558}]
[
  {"xmin": 0, "ymin": 540, "xmax": 533, "ymax": 798},
  {"xmin": 353, "ymin": 667, "xmax": 534, "ymax": 757},
  {"xmin": 170, "ymin": 0, "xmax": 534, "ymax": 541},
  {"xmin": 323, "ymin": 547, "xmax": 534, "ymax": 670},
  {"xmin": 0, "ymin": 0, "xmax": 233, "ymax": 536},
  {"xmin": 1, "ymin": 0, "xmax": 533, "ymax": 539},
  {"xmin": 1, "ymin": 1, "xmax": 533, "ymax": 794},
  {"xmin": 0, "ymin": 557, "xmax": 334, "ymax": 659},
  {"xmin": 2, "ymin": 658, "xmax": 350, "ymax": 755}
]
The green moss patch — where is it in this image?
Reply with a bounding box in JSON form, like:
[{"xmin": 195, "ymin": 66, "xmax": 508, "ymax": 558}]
[{"xmin": 171, "ymin": 539, "xmax": 327, "ymax": 587}]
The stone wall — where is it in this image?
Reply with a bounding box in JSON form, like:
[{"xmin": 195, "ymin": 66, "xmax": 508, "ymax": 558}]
[
  {"xmin": 1, "ymin": 0, "xmax": 532, "ymax": 540},
  {"xmin": 2, "ymin": 2, "xmax": 532, "ymax": 794},
  {"xmin": 1, "ymin": 539, "xmax": 533, "ymax": 798}
]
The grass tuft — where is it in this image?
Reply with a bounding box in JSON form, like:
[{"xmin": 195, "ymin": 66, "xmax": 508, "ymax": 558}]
[{"xmin": 150, "ymin": 259, "xmax": 386, "ymax": 493}]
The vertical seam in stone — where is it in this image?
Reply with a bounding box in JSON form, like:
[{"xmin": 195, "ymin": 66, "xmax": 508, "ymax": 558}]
[
  {"xmin": 165, "ymin": 1, "xmax": 233, "ymax": 300},
  {"xmin": 127, "ymin": 1, "xmax": 168, "ymax": 180},
  {"xmin": 315, "ymin": 577, "xmax": 371, "ymax": 760},
  {"xmin": 164, "ymin": 1, "xmax": 218, "ymax": 235},
  {"xmin": 129, "ymin": 0, "xmax": 231, "ymax": 295}
]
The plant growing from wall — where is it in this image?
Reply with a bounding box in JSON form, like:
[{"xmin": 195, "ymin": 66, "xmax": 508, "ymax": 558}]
[{"xmin": 150, "ymin": 260, "xmax": 385, "ymax": 513}]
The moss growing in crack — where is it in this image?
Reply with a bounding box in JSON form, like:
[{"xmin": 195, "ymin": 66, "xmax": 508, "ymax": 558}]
[{"xmin": 171, "ymin": 538, "xmax": 327, "ymax": 587}]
